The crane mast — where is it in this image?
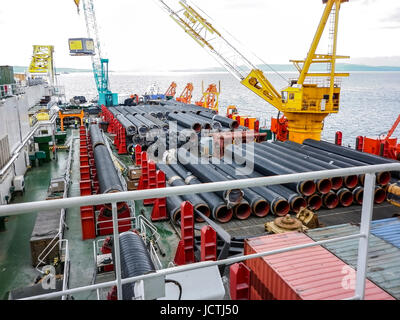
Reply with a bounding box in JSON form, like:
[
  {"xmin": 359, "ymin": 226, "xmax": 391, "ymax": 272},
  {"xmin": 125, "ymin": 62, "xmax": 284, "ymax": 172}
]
[
  {"xmin": 71, "ymin": 0, "xmax": 117, "ymax": 106},
  {"xmin": 154, "ymin": 0, "xmax": 349, "ymax": 143}
]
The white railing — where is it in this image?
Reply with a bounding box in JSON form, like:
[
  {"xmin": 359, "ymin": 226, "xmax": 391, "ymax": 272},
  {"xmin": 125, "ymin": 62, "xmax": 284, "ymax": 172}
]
[{"xmin": 0, "ymin": 163, "xmax": 399, "ymax": 300}]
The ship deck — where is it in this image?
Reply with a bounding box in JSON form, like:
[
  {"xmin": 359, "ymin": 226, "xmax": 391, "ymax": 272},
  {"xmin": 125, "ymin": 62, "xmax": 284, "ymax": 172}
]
[{"xmin": 1, "ymin": 127, "xmax": 399, "ymax": 300}]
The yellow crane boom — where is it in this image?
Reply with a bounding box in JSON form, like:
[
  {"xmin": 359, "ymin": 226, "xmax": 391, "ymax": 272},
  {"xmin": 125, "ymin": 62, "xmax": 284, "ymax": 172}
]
[{"xmin": 154, "ymin": 0, "xmax": 349, "ymax": 143}]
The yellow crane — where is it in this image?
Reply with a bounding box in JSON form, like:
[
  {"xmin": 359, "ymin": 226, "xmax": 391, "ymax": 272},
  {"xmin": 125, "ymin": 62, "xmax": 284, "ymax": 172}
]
[
  {"xmin": 154, "ymin": 0, "xmax": 349, "ymax": 143},
  {"xmin": 28, "ymin": 45, "xmax": 55, "ymax": 86}
]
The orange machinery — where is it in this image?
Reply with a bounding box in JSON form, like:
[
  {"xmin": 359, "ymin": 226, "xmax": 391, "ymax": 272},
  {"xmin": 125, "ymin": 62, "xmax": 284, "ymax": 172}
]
[
  {"xmin": 58, "ymin": 110, "xmax": 84, "ymax": 131},
  {"xmin": 195, "ymin": 83, "xmax": 220, "ymax": 112},
  {"xmin": 165, "ymin": 82, "xmax": 177, "ymax": 99},
  {"xmin": 360, "ymin": 114, "xmax": 400, "ymax": 160},
  {"xmin": 176, "ymin": 83, "xmax": 193, "ymax": 104},
  {"xmin": 271, "ymin": 115, "xmax": 289, "ymax": 142}
]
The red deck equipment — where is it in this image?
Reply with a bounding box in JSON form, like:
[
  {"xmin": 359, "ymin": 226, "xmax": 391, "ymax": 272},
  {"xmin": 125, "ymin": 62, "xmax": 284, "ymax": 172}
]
[
  {"xmin": 174, "ymin": 201, "xmax": 195, "ymax": 266},
  {"xmin": 230, "ymin": 263, "xmax": 251, "ymax": 300},
  {"xmin": 151, "ymin": 170, "xmax": 168, "ymax": 221},
  {"xmin": 200, "ymin": 225, "xmax": 217, "ymax": 262}
]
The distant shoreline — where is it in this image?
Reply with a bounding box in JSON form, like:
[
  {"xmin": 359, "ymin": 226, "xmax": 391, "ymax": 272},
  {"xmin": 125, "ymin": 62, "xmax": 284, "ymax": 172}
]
[{"xmin": 13, "ymin": 63, "xmax": 400, "ymax": 74}]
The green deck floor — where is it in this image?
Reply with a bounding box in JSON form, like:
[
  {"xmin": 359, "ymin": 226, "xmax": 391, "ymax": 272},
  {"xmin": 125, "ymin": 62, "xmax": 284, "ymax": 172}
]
[
  {"xmin": 62, "ymin": 131, "xmax": 98, "ymax": 300},
  {"xmin": 0, "ymin": 132, "xmax": 70, "ymax": 300}
]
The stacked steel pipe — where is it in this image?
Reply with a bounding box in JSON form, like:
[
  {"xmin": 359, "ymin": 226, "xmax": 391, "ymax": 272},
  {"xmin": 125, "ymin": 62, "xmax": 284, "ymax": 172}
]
[
  {"xmin": 89, "ymin": 124, "xmax": 131, "ymax": 235},
  {"xmin": 160, "ymin": 137, "xmax": 393, "ymax": 225},
  {"xmin": 102, "ymin": 102, "xmax": 248, "ymax": 154}
]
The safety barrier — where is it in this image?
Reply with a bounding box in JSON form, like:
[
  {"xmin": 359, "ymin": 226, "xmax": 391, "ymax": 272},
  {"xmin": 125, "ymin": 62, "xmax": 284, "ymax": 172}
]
[{"xmin": 0, "ymin": 163, "xmax": 399, "ymax": 300}]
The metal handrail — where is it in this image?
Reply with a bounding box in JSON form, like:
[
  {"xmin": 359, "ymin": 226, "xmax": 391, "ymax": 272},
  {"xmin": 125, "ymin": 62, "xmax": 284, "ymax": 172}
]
[
  {"xmin": 0, "ymin": 162, "xmax": 398, "ymax": 300},
  {"xmin": 1, "ymin": 163, "xmax": 398, "ymax": 216}
]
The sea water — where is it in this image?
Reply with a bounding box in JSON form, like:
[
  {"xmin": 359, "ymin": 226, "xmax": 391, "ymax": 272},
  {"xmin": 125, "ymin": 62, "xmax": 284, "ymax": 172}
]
[{"xmin": 57, "ymin": 71, "xmax": 400, "ymax": 147}]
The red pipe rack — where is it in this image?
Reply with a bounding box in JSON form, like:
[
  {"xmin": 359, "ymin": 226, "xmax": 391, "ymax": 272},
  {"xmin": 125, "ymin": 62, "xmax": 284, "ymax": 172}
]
[
  {"xmin": 135, "ymin": 145, "xmax": 142, "ymax": 166},
  {"xmin": 200, "ymin": 225, "xmax": 217, "ymax": 261},
  {"xmin": 229, "ymin": 263, "xmax": 250, "ymax": 300},
  {"xmin": 143, "ymin": 160, "xmax": 157, "ymax": 205},
  {"xmin": 79, "ymin": 126, "xmax": 96, "ymax": 240},
  {"xmin": 137, "ymin": 152, "xmax": 149, "ymax": 191},
  {"xmin": 174, "ymin": 201, "xmax": 195, "ymax": 266},
  {"xmin": 151, "ymin": 170, "xmax": 168, "ymax": 221}
]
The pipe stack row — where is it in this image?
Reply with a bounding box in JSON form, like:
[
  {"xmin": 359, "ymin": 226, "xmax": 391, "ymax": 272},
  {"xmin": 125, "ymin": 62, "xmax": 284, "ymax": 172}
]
[
  {"xmin": 102, "ymin": 102, "xmax": 243, "ymax": 153},
  {"xmin": 227, "ymin": 139, "xmax": 392, "ymax": 211},
  {"xmin": 160, "ymin": 138, "xmax": 393, "ymax": 225}
]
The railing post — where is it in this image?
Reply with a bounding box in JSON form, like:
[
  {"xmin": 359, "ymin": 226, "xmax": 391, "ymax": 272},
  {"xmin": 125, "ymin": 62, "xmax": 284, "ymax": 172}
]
[
  {"xmin": 112, "ymin": 202, "xmax": 123, "ymax": 300},
  {"xmin": 355, "ymin": 172, "xmax": 375, "ymax": 300}
]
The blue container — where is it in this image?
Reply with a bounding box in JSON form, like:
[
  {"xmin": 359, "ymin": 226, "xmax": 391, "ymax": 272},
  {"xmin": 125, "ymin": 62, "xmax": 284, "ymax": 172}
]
[
  {"xmin": 371, "ymin": 217, "xmax": 400, "ymax": 249},
  {"xmin": 306, "ymin": 223, "xmax": 400, "ymax": 299}
]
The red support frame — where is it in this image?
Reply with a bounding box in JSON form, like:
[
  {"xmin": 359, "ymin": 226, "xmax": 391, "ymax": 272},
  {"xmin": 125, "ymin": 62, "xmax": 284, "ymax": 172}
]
[
  {"xmin": 135, "ymin": 145, "xmax": 142, "ymax": 166},
  {"xmin": 335, "ymin": 131, "xmax": 343, "ymax": 146},
  {"xmin": 137, "ymin": 152, "xmax": 149, "ymax": 191},
  {"xmin": 174, "ymin": 201, "xmax": 195, "ymax": 265},
  {"xmin": 143, "ymin": 160, "xmax": 157, "ymax": 205},
  {"xmin": 118, "ymin": 124, "xmax": 127, "ymax": 154},
  {"xmin": 151, "ymin": 170, "xmax": 168, "ymax": 221},
  {"xmin": 80, "ymin": 206, "xmax": 96, "ymax": 240},
  {"xmin": 200, "ymin": 225, "xmax": 217, "ymax": 261},
  {"xmin": 229, "ymin": 262, "xmax": 250, "ymax": 300}
]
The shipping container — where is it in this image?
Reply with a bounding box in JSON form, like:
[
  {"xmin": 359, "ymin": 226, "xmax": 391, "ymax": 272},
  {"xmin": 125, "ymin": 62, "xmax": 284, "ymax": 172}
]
[
  {"xmin": 244, "ymin": 232, "xmax": 395, "ymax": 300},
  {"xmin": 0, "ymin": 65, "xmax": 15, "ymax": 85},
  {"xmin": 306, "ymin": 223, "xmax": 400, "ymax": 299},
  {"xmin": 371, "ymin": 217, "xmax": 400, "ymax": 249}
]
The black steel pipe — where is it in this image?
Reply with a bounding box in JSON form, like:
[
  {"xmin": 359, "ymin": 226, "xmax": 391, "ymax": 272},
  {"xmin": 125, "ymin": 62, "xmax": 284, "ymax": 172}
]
[
  {"xmin": 211, "ymin": 164, "xmax": 270, "ymax": 217},
  {"xmin": 116, "ymin": 232, "xmax": 156, "ymax": 300},
  {"xmin": 167, "ymin": 113, "xmax": 202, "ymax": 133},
  {"xmin": 107, "ymin": 107, "xmax": 121, "ymax": 118},
  {"xmin": 306, "ymin": 194, "xmax": 323, "ymax": 211},
  {"xmin": 374, "ymin": 186, "xmax": 387, "ymax": 204},
  {"xmin": 178, "ymin": 149, "xmax": 244, "ymax": 207},
  {"xmin": 337, "ymin": 188, "xmax": 354, "ymax": 207},
  {"xmin": 168, "ymin": 163, "xmax": 233, "ymax": 223},
  {"xmin": 253, "ymin": 144, "xmax": 332, "ymax": 194},
  {"xmin": 115, "ymin": 106, "xmax": 130, "ymax": 116},
  {"xmin": 233, "ymin": 200, "xmax": 252, "ymax": 220},
  {"xmin": 89, "ymin": 124, "xmax": 105, "ymax": 148},
  {"xmin": 322, "ymin": 191, "xmax": 339, "ymax": 209},
  {"xmin": 142, "ymin": 113, "xmax": 169, "ymax": 132},
  {"xmin": 182, "ymin": 112, "xmax": 212, "ymax": 130},
  {"xmin": 281, "ymin": 141, "xmax": 363, "ymax": 189},
  {"xmin": 226, "ymin": 145, "xmax": 316, "ymax": 196},
  {"xmin": 198, "ymin": 111, "xmax": 239, "ymax": 129},
  {"xmin": 303, "ymin": 139, "xmax": 398, "ymax": 179},
  {"xmin": 125, "ymin": 114, "xmax": 149, "ymax": 137},
  {"xmin": 166, "ymin": 193, "xmax": 184, "ymax": 224},
  {"xmin": 157, "ymin": 164, "xmax": 210, "ymax": 222},
  {"xmin": 352, "ymin": 186, "xmax": 364, "ymax": 205},
  {"xmin": 116, "ymin": 114, "xmax": 137, "ymax": 136},
  {"xmin": 225, "ymin": 161, "xmax": 305, "ymax": 213},
  {"xmin": 93, "ymin": 145, "xmax": 123, "ymax": 194},
  {"xmin": 269, "ymin": 141, "xmax": 345, "ymax": 190},
  {"xmin": 135, "ymin": 113, "xmax": 159, "ymax": 130}
]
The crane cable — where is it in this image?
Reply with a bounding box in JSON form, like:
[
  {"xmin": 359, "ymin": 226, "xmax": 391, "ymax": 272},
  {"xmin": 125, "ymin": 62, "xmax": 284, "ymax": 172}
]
[{"xmin": 189, "ymin": 1, "xmax": 291, "ymax": 84}]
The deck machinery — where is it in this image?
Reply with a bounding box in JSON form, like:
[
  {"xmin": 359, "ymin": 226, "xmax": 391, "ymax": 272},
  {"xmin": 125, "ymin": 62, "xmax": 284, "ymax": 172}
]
[{"xmin": 154, "ymin": 0, "xmax": 349, "ymax": 144}]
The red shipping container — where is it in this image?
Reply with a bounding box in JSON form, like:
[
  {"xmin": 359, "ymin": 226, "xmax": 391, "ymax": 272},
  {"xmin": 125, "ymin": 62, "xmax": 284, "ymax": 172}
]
[{"xmin": 244, "ymin": 232, "xmax": 394, "ymax": 300}]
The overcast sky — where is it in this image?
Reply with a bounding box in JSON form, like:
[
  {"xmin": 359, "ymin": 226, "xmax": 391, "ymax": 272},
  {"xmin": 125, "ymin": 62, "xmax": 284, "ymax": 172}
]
[{"xmin": 1, "ymin": 0, "xmax": 399, "ymax": 71}]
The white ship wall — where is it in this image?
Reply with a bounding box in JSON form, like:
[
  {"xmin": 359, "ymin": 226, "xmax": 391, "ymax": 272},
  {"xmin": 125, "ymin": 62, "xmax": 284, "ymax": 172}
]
[{"xmin": 0, "ymin": 84, "xmax": 50, "ymax": 204}]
